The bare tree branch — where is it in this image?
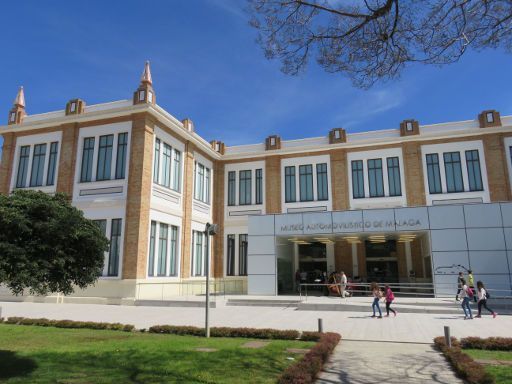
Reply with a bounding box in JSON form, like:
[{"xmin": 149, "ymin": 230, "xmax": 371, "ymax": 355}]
[{"xmin": 248, "ymin": 0, "xmax": 512, "ymax": 88}]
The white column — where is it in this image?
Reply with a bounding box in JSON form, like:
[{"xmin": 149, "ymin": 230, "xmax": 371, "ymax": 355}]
[{"xmin": 352, "ymin": 243, "xmax": 358, "ymax": 277}]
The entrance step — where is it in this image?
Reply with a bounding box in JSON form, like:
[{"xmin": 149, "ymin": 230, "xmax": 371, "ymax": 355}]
[
  {"xmin": 297, "ymin": 302, "xmax": 461, "ymax": 314},
  {"xmin": 226, "ymin": 299, "xmax": 300, "ymax": 308},
  {"xmin": 135, "ymin": 300, "xmax": 217, "ymax": 308}
]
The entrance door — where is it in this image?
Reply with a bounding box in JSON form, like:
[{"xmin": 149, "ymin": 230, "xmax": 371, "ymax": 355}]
[
  {"xmin": 365, "ymin": 240, "xmax": 399, "ymax": 283},
  {"xmin": 298, "ymin": 242, "xmax": 327, "ymax": 286}
]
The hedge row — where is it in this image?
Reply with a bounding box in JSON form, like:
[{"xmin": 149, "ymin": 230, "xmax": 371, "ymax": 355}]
[
  {"xmin": 461, "ymin": 337, "xmax": 512, "ymax": 351},
  {"xmin": 2, "ymin": 317, "xmax": 135, "ymax": 332},
  {"xmin": 278, "ymin": 332, "xmax": 341, "ymax": 384},
  {"xmin": 148, "ymin": 325, "xmax": 302, "ymax": 340},
  {"xmin": 434, "ymin": 336, "xmax": 495, "ymax": 384},
  {"xmin": 1, "ymin": 317, "xmax": 322, "ymax": 342}
]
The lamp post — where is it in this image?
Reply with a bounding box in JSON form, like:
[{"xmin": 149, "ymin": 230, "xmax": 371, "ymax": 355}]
[{"xmin": 204, "ymin": 222, "xmax": 218, "ymax": 338}]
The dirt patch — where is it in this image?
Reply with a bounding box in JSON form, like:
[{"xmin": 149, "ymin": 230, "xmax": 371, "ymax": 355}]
[
  {"xmin": 475, "ymin": 359, "xmax": 512, "ymax": 366},
  {"xmin": 286, "ymin": 348, "xmax": 311, "ymax": 354},
  {"xmin": 195, "ymin": 348, "xmax": 218, "ymax": 352},
  {"xmin": 241, "ymin": 341, "xmax": 270, "ymax": 349}
]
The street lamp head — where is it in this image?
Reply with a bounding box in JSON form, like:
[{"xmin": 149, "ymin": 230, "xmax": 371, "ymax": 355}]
[{"xmin": 205, "ymin": 223, "xmax": 219, "ymax": 236}]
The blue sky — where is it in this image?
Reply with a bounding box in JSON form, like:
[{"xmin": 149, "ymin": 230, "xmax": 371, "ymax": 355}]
[{"xmin": 1, "ymin": 0, "xmax": 511, "ymax": 155}]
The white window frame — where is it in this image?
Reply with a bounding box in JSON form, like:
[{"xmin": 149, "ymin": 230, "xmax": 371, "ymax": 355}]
[
  {"xmin": 85, "ymin": 209, "xmax": 126, "ymax": 279},
  {"xmin": 224, "ymin": 160, "xmax": 266, "ymax": 219},
  {"xmin": 504, "ymin": 137, "xmax": 512, "ymax": 193},
  {"xmin": 73, "ymin": 122, "xmax": 131, "ymax": 201},
  {"xmin": 281, "ymin": 154, "xmax": 332, "ymax": 212},
  {"xmin": 223, "ymin": 225, "xmax": 250, "ymax": 277},
  {"xmin": 347, "ymin": 148, "xmax": 407, "ymax": 209},
  {"xmin": 146, "ymin": 210, "xmax": 182, "ymax": 279},
  {"xmin": 190, "ymin": 221, "xmax": 212, "ymax": 278},
  {"xmin": 10, "ymin": 131, "xmax": 62, "ymax": 193},
  {"xmin": 421, "ymin": 140, "xmax": 490, "ymax": 205}
]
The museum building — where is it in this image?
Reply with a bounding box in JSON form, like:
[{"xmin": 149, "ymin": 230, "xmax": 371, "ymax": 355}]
[{"xmin": 1, "ymin": 62, "xmax": 512, "ymax": 302}]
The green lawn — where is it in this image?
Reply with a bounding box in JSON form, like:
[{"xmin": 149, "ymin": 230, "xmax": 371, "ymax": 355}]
[
  {"xmin": 0, "ymin": 324, "xmax": 314, "ymax": 384},
  {"xmin": 465, "ymin": 349, "xmax": 512, "ymax": 384}
]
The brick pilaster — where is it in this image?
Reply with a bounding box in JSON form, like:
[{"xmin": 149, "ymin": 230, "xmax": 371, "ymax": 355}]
[
  {"xmin": 334, "ymin": 241, "xmax": 352, "ymax": 274},
  {"xmin": 0, "ymin": 133, "xmax": 16, "ymax": 195},
  {"xmin": 402, "ymin": 142, "xmax": 426, "ymax": 206},
  {"xmin": 180, "ymin": 142, "xmax": 195, "ymax": 279},
  {"xmin": 265, "ymin": 155, "xmax": 281, "ymax": 214},
  {"xmin": 122, "ymin": 115, "xmax": 154, "ymax": 279},
  {"xmin": 56, "ymin": 123, "xmax": 79, "ymax": 197},
  {"xmin": 483, "ymin": 134, "xmax": 511, "ymax": 202},
  {"xmin": 330, "ymin": 149, "xmax": 349, "ymax": 211},
  {"xmin": 212, "ymin": 161, "xmax": 225, "ymax": 278}
]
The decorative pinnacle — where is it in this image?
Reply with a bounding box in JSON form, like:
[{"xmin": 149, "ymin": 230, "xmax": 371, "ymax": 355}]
[
  {"xmin": 14, "ymin": 86, "xmax": 25, "ymax": 108},
  {"xmin": 140, "ymin": 61, "xmax": 152, "ymax": 85}
]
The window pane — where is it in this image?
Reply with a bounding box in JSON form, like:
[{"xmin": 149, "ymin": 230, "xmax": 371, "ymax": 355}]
[
  {"xmin": 255, "ymin": 169, "xmax": 263, "ymax": 205},
  {"xmin": 465, "ymin": 150, "xmax": 483, "ymax": 192},
  {"xmin": 444, "ymin": 152, "xmax": 464, "ymax": 192},
  {"xmin": 239, "ymin": 170, "xmax": 252, "ymax": 205},
  {"xmin": 115, "ymin": 133, "xmax": 128, "ymax": 179},
  {"xmin": 148, "ymin": 221, "xmax": 156, "ymax": 276},
  {"xmin": 108, "ymin": 219, "xmax": 122, "ymax": 276},
  {"xmin": 285, "ymin": 166, "xmax": 296, "ymax": 203},
  {"xmin": 386, "ymin": 157, "xmax": 401, "ymax": 196},
  {"xmin": 426, "ymin": 154, "xmax": 442, "ymax": 194},
  {"xmin": 158, "ymin": 223, "xmax": 168, "ymax": 276},
  {"xmin": 153, "ymin": 139, "xmax": 160, "ymax": 184},
  {"xmin": 30, "ymin": 144, "xmax": 47, "ymax": 187},
  {"xmin": 368, "ymin": 159, "xmax": 384, "ymax": 197},
  {"xmin": 299, "ymin": 165, "xmax": 313, "ymax": 201},
  {"xmin": 351, "ymin": 160, "xmax": 365, "ymax": 198},
  {"xmin": 227, "ymin": 234, "xmax": 235, "ymax": 276},
  {"xmin": 46, "ymin": 142, "xmax": 59, "ymax": 186},
  {"xmin": 93, "ymin": 219, "xmax": 107, "ymax": 236},
  {"xmin": 162, "ymin": 143, "xmax": 172, "ymax": 187},
  {"xmin": 80, "ymin": 137, "xmax": 95, "ymax": 183},
  {"xmin": 228, "ymin": 171, "xmax": 236, "ymax": 206},
  {"xmin": 205, "ymin": 168, "xmax": 210, "ymax": 204},
  {"xmin": 316, "ymin": 163, "xmax": 328, "ymax": 200},
  {"xmin": 16, "ymin": 146, "xmax": 30, "ymax": 188},
  {"xmin": 194, "ymin": 231, "xmax": 204, "ymax": 276},
  {"xmin": 239, "ymin": 234, "xmax": 248, "ymax": 276},
  {"xmin": 169, "ymin": 225, "xmax": 178, "ymax": 276},
  {"xmin": 97, "ymin": 135, "xmax": 114, "ymax": 181},
  {"xmin": 172, "ymin": 149, "xmax": 181, "ymax": 192}
]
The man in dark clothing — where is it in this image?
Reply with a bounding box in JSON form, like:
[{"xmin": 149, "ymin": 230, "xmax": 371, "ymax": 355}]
[{"xmin": 455, "ymin": 271, "xmax": 464, "ymax": 301}]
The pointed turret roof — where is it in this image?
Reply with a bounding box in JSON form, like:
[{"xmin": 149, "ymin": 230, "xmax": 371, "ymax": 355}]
[
  {"xmin": 14, "ymin": 86, "xmax": 25, "ymax": 108},
  {"xmin": 140, "ymin": 61, "xmax": 152, "ymax": 85}
]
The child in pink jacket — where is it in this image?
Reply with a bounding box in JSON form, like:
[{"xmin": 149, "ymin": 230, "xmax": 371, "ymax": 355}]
[{"xmin": 385, "ymin": 285, "xmax": 397, "ymax": 317}]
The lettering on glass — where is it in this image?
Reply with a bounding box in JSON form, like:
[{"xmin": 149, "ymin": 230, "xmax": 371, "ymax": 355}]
[{"xmin": 279, "ymin": 219, "xmax": 421, "ymax": 233}]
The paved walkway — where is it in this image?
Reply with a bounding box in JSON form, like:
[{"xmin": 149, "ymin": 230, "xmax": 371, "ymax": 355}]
[
  {"xmin": 0, "ymin": 301, "xmax": 510, "ymax": 343},
  {"xmin": 317, "ymin": 341, "xmax": 462, "ymax": 384}
]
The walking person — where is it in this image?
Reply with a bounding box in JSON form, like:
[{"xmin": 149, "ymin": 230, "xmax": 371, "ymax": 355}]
[
  {"xmin": 459, "ymin": 278, "xmax": 473, "ymax": 319},
  {"xmin": 455, "ymin": 271, "xmax": 464, "ymax": 301},
  {"xmin": 475, "ymin": 281, "xmax": 497, "ymax": 318},
  {"xmin": 340, "ymin": 271, "xmax": 348, "ymax": 298},
  {"xmin": 384, "ymin": 284, "xmax": 397, "ymax": 317},
  {"xmin": 468, "ymin": 270, "xmax": 477, "ymax": 303},
  {"xmin": 370, "ymin": 282, "xmax": 382, "ymax": 318}
]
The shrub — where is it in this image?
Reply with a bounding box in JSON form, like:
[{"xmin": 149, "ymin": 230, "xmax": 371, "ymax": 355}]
[
  {"xmin": 461, "ymin": 337, "xmax": 512, "ymax": 351},
  {"xmin": 300, "ymin": 331, "xmax": 322, "ymax": 342},
  {"xmin": 148, "ymin": 325, "xmax": 300, "ymax": 340},
  {"xmin": 278, "ymin": 332, "xmax": 341, "ymax": 384},
  {"xmin": 4, "ymin": 317, "xmax": 134, "ymax": 332},
  {"xmin": 434, "ymin": 336, "xmax": 495, "ymax": 384}
]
